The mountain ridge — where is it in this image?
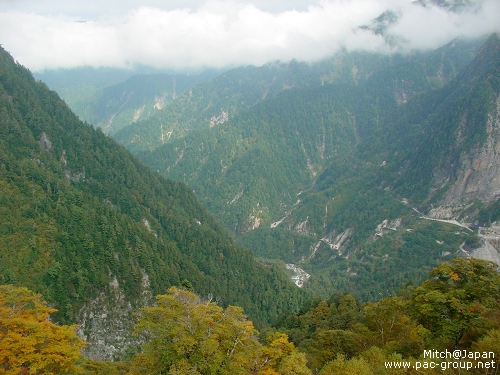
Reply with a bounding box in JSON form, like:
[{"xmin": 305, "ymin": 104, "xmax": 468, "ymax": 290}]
[{"xmin": 113, "ymin": 37, "xmax": 483, "ymax": 154}]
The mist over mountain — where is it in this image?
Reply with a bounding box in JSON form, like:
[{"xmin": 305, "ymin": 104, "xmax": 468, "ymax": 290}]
[
  {"xmin": 3, "ymin": 0, "xmax": 498, "ymax": 73},
  {"xmin": 36, "ymin": 67, "xmax": 223, "ymax": 136}
]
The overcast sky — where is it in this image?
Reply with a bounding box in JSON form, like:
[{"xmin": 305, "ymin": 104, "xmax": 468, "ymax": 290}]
[{"xmin": 0, "ymin": 0, "xmax": 499, "ymax": 72}]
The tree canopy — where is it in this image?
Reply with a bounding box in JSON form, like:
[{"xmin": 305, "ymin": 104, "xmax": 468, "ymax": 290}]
[
  {"xmin": 411, "ymin": 258, "xmax": 500, "ymax": 349},
  {"xmin": 0, "ymin": 284, "xmax": 85, "ymax": 374},
  {"xmin": 129, "ymin": 286, "xmax": 311, "ymax": 375}
]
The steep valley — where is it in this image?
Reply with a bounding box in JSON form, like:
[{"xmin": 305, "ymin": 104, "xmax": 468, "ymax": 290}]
[
  {"xmin": 2, "ymin": 0, "xmax": 500, "ymax": 371},
  {"xmin": 123, "ymin": 34, "xmax": 500, "ymax": 299},
  {"xmin": 3, "ymin": 31, "xmax": 500, "ymax": 361}
]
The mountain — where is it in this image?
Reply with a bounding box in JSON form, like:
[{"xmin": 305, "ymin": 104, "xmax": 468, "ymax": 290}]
[
  {"xmin": 389, "ymin": 33, "xmax": 500, "ymax": 210},
  {"xmin": 264, "ymin": 33, "xmax": 500, "ymax": 298},
  {"xmin": 134, "ymin": 36, "xmax": 486, "ymax": 235},
  {"xmin": 85, "ymin": 70, "xmax": 221, "ymax": 135},
  {"xmin": 34, "ymin": 67, "xmax": 139, "ymax": 123},
  {"xmin": 111, "ymin": 37, "xmax": 483, "ymax": 155},
  {"xmin": 130, "ymin": 35, "xmax": 498, "ymax": 300},
  {"xmin": 0, "ymin": 46, "xmax": 306, "ymax": 361},
  {"xmin": 36, "ymin": 67, "xmax": 221, "ymax": 135},
  {"xmin": 139, "ymin": 82, "xmax": 364, "ymax": 234},
  {"xmin": 110, "ymin": 53, "xmax": 416, "ymax": 153}
]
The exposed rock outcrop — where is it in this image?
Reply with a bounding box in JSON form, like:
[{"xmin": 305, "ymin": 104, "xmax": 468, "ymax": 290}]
[
  {"xmin": 431, "ymin": 94, "xmax": 500, "ymax": 217},
  {"xmin": 78, "ymin": 271, "xmax": 153, "ymax": 361},
  {"xmin": 39, "ymin": 132, "xmax": 52, "ymax": 150},
  {"xmin": 471, "ymin": 224, "xmax": 500, "ymax": 265}
]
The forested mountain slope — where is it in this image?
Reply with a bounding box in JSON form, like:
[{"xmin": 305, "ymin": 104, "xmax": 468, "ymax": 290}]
[
  {"xmin": 387, "ymin": 34, "xmax": 500, "ymax": 212},
  {"xmin": 0, "ymin": 46, "xmax": 306, "ymax": 360},
  {"xmin": 136, "ymin": 38, "xmax": 484, "ymax": 233},
  {"xmin": 114, "ymin": 38, "xmax": 482, "ymax": 154},
  {"xmin": 270, "ymin": 33, "xmax": 500, "ymax": 298},
  {"xmin": 139, "ymin": 83, "xmax": 363, "ymax": 234},
  {"xmin": 37, "ymin": 68, "xmax": 221, "ymax": 136},
  {"xmin": 91, "ymin": 71, "xmax": 220, "ymax": 135},
  {"xmin": 137, "ymin": 35, "xmax": 499, "ymax": 300}
]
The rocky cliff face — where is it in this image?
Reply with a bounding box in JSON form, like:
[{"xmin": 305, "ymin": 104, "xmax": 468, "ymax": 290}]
[
  {"xmin": 429, "ymin": 94, "xmax": 500, "ymax": 219},
  {"xmin": 426, "ymin": 90, "xmax": 500, "ymax": 266},
  {"xmin": 77, "ymin": 271, "xmax": 153, "ymax": 361}
]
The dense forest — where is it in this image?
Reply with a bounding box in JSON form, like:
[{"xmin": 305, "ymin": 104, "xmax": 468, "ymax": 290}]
[
  {"xmin": 2, "ymin": 258, "xmax": 499, "ymax": 374},
  {"xmin": 111, "ymin": 37, "xmax": 481, "ymax": 154},
  {"xmin": 125, "ymin": 34, "xmax": 500, "ymax": 301},
  {"xmin": 0, "ymin": 45, "xmax": 306, "ymax": 360}
]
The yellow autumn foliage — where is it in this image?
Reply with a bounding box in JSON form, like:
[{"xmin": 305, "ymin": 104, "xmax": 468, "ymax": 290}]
[{"xmin": 0, "ymin": 285, "xmax": 86, "ymax": 375}]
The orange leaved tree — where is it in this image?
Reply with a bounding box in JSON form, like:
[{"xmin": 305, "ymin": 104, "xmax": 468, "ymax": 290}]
[{"xmin": 0, "ymin": 284, "xmax": 86, "ymax": 374}]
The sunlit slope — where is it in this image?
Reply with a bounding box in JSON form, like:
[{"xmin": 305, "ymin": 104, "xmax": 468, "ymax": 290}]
[{"xmin": 0, "ymin": 46, "xmax": 306, "ymax": 358}]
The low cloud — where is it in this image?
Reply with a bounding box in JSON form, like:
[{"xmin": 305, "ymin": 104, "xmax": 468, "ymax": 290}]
[{"xmin": 0, "ymin": 0, "xmax": 498, "ymax": 72}]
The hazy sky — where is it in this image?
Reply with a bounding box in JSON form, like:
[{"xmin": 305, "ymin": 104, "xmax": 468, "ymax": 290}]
[{"xmin": 0, "ymin": 0, "xmax": 499, "ymax": 72}]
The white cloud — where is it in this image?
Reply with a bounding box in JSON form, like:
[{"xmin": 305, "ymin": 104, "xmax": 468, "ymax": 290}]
[
  {"xmin": 387, "ymin": 0, "xmax": 500, "ymax": 51},
  {"xmin": 0, "ymin": 0, "xmax": 498, "ymax": 72}
]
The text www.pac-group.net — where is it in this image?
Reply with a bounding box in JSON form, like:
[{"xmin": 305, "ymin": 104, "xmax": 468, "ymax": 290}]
[{"xmin": 384, "ymin": 350, "xmax": 497, "ymax": 371}]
